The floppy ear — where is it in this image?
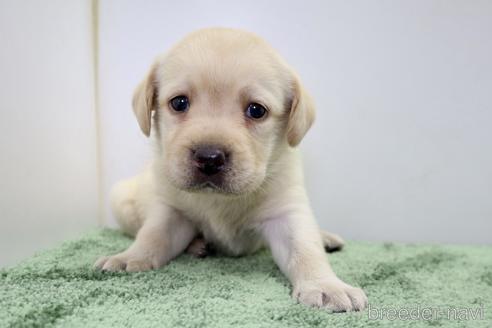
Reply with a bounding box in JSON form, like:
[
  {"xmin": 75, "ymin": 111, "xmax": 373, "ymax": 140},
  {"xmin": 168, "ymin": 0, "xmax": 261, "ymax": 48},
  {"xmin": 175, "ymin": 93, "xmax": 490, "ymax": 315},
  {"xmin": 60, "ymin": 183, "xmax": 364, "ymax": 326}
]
[
  {"xmin": 286, "ymin": 77, "xmax": 316, "ymax": 147},
  {"xmin": 132, "ymin": 63, "xmax": 159, "ymax": 137}
]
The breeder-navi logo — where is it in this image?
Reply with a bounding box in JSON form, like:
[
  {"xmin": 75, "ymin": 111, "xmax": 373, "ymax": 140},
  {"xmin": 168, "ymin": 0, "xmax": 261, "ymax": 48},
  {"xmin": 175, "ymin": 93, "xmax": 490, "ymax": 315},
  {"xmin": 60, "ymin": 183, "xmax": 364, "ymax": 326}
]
[{"xmin": 368, "ymin": 303, "xmax": 485, "ymax": 321}]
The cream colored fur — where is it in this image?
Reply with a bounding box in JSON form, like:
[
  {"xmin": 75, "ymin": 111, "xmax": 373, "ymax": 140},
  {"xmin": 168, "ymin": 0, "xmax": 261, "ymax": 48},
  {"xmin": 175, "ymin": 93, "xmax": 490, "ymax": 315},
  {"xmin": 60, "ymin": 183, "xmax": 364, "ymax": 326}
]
[{"xmin": 95, "ymin": 28, "xmax": 367, "ymax": 312}]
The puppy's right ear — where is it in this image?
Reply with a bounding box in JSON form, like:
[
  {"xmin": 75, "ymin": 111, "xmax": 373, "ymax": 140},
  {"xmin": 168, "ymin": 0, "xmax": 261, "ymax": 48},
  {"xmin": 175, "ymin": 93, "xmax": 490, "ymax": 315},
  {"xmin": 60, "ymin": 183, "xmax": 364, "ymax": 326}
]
[{"xmin": 132, "ymin": 63, "xmax": 159, "ymax": 137}]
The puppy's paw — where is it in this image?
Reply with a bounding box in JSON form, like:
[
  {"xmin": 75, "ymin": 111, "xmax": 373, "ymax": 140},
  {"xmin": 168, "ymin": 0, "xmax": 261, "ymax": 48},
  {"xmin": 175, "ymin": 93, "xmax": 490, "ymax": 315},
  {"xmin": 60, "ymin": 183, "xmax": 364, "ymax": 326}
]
[
  {"xmin": 293, "ymin": 279, "xmax": 367, "ymax": 312},
  {"xmin": 94, "ymin": 252, "xmax": 159, "ymax": 272},
  {"xmin": 186, "ymin": 237, "xmax": 209, "ymax": 258},
  {"xmin": 320, "ymin": 230, "xmax": 345, "ymax": 252}
]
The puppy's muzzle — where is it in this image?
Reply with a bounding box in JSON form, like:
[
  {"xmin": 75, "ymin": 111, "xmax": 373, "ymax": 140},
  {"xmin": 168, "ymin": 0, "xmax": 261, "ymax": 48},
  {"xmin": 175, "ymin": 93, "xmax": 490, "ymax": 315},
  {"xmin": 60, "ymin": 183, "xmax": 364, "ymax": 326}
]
[{"xmin": 191, "ymin": 145, "xmax": 228, "ymax": 177}]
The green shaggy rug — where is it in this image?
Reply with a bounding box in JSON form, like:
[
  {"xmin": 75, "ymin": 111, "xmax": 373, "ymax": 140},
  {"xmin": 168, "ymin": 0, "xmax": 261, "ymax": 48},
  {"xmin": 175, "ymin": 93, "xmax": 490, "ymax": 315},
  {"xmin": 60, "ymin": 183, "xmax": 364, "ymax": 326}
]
[{"xmin": 1, "ymin": 229, "xmax": 491, "ymax": 327}]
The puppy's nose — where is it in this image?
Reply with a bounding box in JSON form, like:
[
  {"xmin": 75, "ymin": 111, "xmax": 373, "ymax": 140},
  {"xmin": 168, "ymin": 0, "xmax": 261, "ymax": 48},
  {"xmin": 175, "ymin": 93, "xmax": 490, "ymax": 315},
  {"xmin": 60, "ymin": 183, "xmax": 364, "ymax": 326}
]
[{"xmin": 192, "ymin": 146, "xmax": 227, "ymax": 176}]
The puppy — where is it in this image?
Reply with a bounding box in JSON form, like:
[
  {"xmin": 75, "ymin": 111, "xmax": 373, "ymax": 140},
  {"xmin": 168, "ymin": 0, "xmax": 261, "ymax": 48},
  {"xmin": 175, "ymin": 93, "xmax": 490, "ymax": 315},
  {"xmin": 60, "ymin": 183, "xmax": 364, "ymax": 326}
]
[{"xmin": 95, "ymin": 28, "xmax": 367, "ymax": 312}]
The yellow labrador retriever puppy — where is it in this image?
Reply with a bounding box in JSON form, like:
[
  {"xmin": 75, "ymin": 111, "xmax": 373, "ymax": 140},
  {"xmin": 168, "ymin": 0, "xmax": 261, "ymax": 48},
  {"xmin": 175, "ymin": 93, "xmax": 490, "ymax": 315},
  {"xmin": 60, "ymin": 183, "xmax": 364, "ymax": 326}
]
[{"xmin": 95, "ymin": 28, "xmax": 367, "ymax": 312}]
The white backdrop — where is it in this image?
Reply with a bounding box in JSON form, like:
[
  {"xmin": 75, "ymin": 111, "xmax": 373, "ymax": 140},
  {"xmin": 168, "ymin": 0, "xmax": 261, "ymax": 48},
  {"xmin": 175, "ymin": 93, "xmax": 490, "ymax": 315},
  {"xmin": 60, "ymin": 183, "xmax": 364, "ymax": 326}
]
[
  {"xmin": 2, "ymin": 0, "xmax": 490, "ymax": 268},
  {"xmin": 98, "ymin": 0, "xmax": 492, "ymax": 245},
  {"xmin": 1, "ymin": 0, "xmax": 491, "ymax": 267},
  {"xmin": 0, "ymin": 0, "xmax": 98, "ymax": 267}
]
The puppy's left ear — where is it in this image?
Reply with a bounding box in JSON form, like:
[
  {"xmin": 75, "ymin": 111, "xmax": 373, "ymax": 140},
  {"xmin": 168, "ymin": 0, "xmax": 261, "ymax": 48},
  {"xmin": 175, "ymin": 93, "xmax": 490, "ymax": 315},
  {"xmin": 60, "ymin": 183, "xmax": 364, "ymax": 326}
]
[
  {"xmin": 286, "ymin": 76, "xmax": 316, "ymax": 147},
  {"xmin": 132, "ymin": 62, "xmax": 159, "ymax": 137}
]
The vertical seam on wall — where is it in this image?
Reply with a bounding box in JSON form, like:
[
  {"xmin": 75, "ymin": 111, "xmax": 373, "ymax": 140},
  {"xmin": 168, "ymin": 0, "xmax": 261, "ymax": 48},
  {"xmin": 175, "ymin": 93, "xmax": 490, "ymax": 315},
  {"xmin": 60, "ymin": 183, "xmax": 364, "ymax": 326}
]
[{"xmin": 91, "ymin": 0, "xmax": 105, "ymax": 226}]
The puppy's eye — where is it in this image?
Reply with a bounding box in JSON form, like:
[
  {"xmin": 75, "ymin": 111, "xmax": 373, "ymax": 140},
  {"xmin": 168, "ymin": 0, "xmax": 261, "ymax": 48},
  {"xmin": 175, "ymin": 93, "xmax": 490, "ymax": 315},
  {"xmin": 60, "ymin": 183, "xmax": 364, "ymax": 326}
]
[
  {"xmin": 170, "ymin": 95, "xmax": 189, "ymax": 112},
  {"xmin": 245, "ymin": 103, "xmax": 267, "ymax": 119}
]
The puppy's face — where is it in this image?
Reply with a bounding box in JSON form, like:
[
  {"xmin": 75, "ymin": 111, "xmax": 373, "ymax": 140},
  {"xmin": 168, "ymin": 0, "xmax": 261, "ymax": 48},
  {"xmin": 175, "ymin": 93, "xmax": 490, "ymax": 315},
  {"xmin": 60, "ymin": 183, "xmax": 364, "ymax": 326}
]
[{"xmin": 133, "ymin": 29, "xmax": 315, "ymax": 195}]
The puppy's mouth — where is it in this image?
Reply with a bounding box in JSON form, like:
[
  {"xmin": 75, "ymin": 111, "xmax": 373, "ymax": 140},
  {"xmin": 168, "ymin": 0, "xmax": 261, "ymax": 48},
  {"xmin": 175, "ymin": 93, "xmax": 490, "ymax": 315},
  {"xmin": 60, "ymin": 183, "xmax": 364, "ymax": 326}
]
[
  {"xmin": 186, "ymin": 175, "xmax": 238, "ymax": 195},
  {"xmin": 170, "ymin": 164, "xmax": 259, "ymax": 196},
  {"xmin": 181, "ymin": 144, "xmax": 241, "ymax": 195},
  {"xmin": 198, "ymin": 181, "xmax": 221, "ymax": 190},
  {"xmin": 168, "ymin": 146, "xmax": 261, "ymax": 195}
]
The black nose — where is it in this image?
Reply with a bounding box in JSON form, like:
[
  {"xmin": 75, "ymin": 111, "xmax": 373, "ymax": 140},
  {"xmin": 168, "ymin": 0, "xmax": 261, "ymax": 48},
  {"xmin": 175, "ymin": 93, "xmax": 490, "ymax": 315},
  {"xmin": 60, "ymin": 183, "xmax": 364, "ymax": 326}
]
[{"xmin": 192, "ymin": 146, "xmax": 227, "ymax": 176}]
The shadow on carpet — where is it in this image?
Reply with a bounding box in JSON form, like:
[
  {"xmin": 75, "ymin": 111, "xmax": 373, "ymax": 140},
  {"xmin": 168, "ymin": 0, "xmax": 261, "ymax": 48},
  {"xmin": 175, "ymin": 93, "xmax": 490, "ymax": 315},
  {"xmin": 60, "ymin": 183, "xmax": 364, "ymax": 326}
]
[{"xmin": 1, "ymin": 229, "xmax": 491, "ymax": 327}]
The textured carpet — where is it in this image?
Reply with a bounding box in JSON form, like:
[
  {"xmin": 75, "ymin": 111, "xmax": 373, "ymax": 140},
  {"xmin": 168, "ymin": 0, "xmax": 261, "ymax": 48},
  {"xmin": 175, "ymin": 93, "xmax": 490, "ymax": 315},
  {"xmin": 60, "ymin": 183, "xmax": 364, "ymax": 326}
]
[{"xmin": 1, "ymin": 229, "xmax": 491, "ymax": 328}]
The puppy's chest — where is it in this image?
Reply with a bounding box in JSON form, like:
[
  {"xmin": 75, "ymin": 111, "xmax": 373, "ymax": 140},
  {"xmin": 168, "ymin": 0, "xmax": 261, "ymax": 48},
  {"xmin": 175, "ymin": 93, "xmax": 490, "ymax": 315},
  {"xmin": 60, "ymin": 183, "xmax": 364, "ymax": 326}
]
[{"xmin": 180, "ymin": 198, "xmax": 264, "ymax": 256}]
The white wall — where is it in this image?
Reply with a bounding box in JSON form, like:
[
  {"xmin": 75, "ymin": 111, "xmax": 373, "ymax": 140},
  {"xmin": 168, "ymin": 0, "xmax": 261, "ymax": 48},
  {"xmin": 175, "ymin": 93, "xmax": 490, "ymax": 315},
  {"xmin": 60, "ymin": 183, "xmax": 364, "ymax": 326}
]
[
  {"xmin": 0, "ymin": 0, "xmax": 99, "ymax": 267},
  {"xmin": 2, "ymin": 1, "xmax": 489, "ymax": 267},
  {"xmin": 98, "ymin": 0, "xmax": 492, "ymax": 245}
]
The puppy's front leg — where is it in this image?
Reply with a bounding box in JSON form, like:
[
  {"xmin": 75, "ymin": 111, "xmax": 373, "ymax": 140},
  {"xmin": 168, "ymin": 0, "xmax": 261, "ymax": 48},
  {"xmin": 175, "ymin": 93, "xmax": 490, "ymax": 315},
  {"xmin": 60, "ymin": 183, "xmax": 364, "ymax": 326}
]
[
  {"xmin": 95, "ymin": 203, "xmax": 196, "ymax": 272},
  {"xmin": 261, "ymin": 209, "xmax": 367, "ymax": 312}
]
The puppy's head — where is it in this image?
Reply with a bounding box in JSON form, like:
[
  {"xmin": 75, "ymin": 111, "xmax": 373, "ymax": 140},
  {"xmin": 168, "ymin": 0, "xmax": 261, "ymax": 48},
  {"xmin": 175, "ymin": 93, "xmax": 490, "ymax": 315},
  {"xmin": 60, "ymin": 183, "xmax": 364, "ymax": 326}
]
[{"xmin": 133, "ymin": 28, "xmax": 315, "ymax": 195}]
